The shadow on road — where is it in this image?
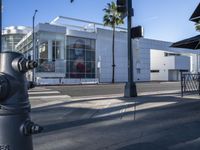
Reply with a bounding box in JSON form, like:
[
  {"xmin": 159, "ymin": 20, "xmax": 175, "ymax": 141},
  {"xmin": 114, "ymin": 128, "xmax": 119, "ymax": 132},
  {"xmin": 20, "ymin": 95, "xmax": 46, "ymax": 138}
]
[
  {"xmin": 117, "ymin": 142, "xmax": 168, "ymax": 150},
  {"xmin": 32, "ymin": 93, "xmax": 200, "ymax": 150}
]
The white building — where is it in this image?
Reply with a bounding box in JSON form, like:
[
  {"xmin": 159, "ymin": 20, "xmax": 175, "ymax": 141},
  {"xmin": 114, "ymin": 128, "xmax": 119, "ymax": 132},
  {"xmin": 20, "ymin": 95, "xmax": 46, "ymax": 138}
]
[
  {"xmin": 15, "ymin": 16, "xmax": 200, "ymax": 85},
  {"xmin": 2, "ymin": 26, "xmax": 32, "ymax": 51},
  {"xmin": 150, "ymin": 50, "xmax": 190, "ymax": 81}
]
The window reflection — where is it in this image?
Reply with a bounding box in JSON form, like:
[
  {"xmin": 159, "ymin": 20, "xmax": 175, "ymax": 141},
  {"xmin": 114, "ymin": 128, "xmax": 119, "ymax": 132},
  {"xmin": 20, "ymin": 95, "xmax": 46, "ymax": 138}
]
[
  {"xmin": 86, "ymin": 62, "xmax": 95, "ymax": 73},
  {"xmin": 86, "ymin": 51, "xmax": 95, "ymax": 61},
  {"xmin": 39, "ymin": 41, "xmax": 48, "ymax": 59},
  {"xmin": 52, "ymin": 41, "xmax": 61, "ymax": 61},
  {"xmin": 36, "ymin": 59, "xmax": 55, "ymax": 72}
]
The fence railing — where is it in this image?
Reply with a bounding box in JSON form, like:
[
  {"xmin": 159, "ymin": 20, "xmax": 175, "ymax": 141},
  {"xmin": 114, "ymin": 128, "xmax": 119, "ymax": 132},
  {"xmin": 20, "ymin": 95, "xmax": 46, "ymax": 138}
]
[{"xmin": 181, "ymin": 72, "xmax": 200, "ymax": 97}]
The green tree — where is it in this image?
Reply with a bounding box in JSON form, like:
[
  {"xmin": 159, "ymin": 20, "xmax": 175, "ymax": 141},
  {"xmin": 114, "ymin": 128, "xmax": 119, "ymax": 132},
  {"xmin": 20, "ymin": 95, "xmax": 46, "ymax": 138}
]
[
  {"xmin": 103, "ymin": 1, "xmax": 124, "ymax": 83},
  {"xmin": 196, "ymin": 21, "xmax": 200, "ymax": 31}
]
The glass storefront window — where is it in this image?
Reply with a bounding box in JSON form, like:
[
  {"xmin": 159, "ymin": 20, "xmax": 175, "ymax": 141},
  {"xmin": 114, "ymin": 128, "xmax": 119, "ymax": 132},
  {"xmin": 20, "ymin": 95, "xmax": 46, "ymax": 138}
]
[
  {"xmin": 86, "ymin": 74, "xmax": 95, "ymax": 78},
  {"xmin": 85, "ymin": 39, "xmax": 91, "ymax": 50},
  {"xmin": 36, "ymin": 59, "xmax": 55, "ymax": 72},
  {"xmin": 86, "ymin": 51, "xmax": 95, "ymax": 61},
  {"xmin": 66, "ymin": 36, "xmax": 96, "ymax": 78},
  {"xmin": 39, "ymin": 41, "xmax": 48, "ymax": 59},
  {"xmin": 69, "ymin": 49, "xmax": 85, "ymax": 61},
  {"xmin": 70, "ymin": 60, "xmax": 85, "ymax": 73},
  {"xmin": 86, "ymin": 62, "xmax": 95, "ymax": 73},
  {"xmin": 90, "ymin": 40, "xmax": 95, "ymax": 51},
  {"xmin": 52, "ymin": 41, "xmax": 61, "ymax": 61},
  {"xmin": 37, "ymin": 41, "xmax": 54, "ymax": 72}
]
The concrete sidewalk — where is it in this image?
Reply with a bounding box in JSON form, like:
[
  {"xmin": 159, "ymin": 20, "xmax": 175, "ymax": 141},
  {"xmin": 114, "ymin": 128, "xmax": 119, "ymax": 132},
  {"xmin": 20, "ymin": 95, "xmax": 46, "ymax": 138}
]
[
  {"xmin": 30, "ymin": 89, "xmax": 181, "ymax": 109},
  {"xmin": 31, "ymin": 91, "xmax": 200, "ymax": 150}
]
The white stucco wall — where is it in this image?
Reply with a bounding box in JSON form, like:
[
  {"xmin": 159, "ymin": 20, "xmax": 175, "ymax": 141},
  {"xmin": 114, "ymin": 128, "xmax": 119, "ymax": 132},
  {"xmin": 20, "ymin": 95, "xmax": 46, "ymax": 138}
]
[
  {"xmin": 150, "ymin": 49, "xmax": 190, "ymax": 81},
  {"xmin": 96, "ymin": 28, "xmax": 152, "ymax": 83},
  {"xmin": 95, "ymin": 28, "xmax": 196, "ymax": 82},
  {"xmin": 96, "ymin": 28, "xmax": 128, "ymax": 82},
  {"xmin": 150, "ymin": 50, "xmax": 173, "ymax": 81},
  {"xmin": 190, "ymin": 53, "xmax": 200, "ymax": 73},
  {"xmin": 175, "ymin": 56, "xmax": 190, "ymax": 70}
]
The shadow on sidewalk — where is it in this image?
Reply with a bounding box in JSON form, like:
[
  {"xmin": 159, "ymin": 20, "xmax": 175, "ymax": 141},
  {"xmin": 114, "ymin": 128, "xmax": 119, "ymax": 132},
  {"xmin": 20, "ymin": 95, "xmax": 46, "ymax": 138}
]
[
  {"xmin": 32, "ymin": 93, "xmax": 200, "ymax": 132},
  {"xmin": 32, "ymin": 93, "xmax": 200, "ymax": 150},
  {"xmin": 117, "ymin": 142, "xmax": 168, "ymax": 150}
]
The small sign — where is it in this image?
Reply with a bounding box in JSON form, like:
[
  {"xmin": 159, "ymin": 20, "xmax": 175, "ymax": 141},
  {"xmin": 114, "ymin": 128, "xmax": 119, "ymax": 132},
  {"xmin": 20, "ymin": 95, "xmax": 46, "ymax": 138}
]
[{"xmin": 131, "ymin": 26, "xmax": 144, "ymax": 39}]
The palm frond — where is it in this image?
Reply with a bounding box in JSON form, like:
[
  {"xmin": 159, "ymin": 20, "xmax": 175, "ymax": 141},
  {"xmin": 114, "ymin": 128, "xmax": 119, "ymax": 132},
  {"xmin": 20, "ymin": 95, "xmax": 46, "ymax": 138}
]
[
  {"xmin": 103, "ymin": 1, "xmax": 124, "ymax": 28},
  {"xmin": 196, "ymin": 21, "xmax": 200, "ymax": 31}
]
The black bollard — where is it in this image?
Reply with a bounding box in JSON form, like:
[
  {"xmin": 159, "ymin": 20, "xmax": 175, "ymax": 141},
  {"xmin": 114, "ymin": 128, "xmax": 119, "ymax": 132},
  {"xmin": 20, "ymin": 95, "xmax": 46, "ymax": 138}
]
[{"xmin": 0, "ymin": 51, "xmax": 42, "ymax": 150}]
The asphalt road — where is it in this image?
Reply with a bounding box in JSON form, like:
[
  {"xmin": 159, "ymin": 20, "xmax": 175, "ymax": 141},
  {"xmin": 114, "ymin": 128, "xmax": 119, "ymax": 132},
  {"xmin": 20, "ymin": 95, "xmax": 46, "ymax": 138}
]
[
  {"xmin": 42, "ymin": 82, "xmax": 181, "ymax": 97},
  {"xmin": 30, "ymin": 81, "xmax": 200, "ymax": 150},
  {"xmin": 31, "ymin": 92, "xmax": 200, "ymax": 150}
]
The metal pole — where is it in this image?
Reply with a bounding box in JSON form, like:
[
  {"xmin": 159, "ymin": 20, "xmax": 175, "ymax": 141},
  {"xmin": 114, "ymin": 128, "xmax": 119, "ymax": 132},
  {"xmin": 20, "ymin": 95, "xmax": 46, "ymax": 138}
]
[
  {"xmin": 197, "ymin": 73, "xmax": 200, "ymax": 95},
  {"xmin": 196, "ymin": 53, "xmax": 199, "ymax": 73},
  {"xmin": 181, "ymin": 71, "xmax": 183, "ymax": 97},
  {"xmin": 128, "ymin": 0, "xmax": 133, "ymax": 84},
  {"xmin": 198, "ymin": 51, "xmax": 200, "ymax": 73},
  {"xmin": 32, "ymin": 10, "xmax": 37, "ymax": 82},
  {"xmin": 0, "ymin": 0, "xmax": 2, "ymax": 53},
  {"xmin": 124, "ymin": 0, "xmax": 137, "ymax": 97}
]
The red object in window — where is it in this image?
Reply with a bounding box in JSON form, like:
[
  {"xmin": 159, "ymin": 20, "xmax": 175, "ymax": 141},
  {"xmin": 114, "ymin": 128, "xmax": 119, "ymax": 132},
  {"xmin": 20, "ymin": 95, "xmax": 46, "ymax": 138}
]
[{"xmin": 76, "ymin": 63, "xmax": 85, "ymax": 72}]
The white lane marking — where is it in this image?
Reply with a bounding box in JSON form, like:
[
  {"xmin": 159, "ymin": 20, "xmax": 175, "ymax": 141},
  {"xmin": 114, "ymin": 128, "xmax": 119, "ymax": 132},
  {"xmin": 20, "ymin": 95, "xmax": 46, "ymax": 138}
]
[
  {"xmin": 32, "ymin": 99, "xmax": 68, "ymax": 108},
  {"xmin": 29, "ymin": 95, "xmax": 71, "ymax": 99},
  {"xmin": 29, "ymin": 88, "xmax": 52, "ymax": 92},
  {"xmin": 29, "ymin": 91, "xmax": 60, "ymax": 95}
]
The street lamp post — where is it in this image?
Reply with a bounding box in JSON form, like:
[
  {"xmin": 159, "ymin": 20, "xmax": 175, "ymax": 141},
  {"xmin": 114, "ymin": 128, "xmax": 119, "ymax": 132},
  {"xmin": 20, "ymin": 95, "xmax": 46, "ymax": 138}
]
[
  {"xmin": 32, "ymin": 9, "xmax": 38, "ymax": 82},
  {"xmin": 0, "ymin": 0, "xmax": 2, "ymax": 53},
  {"xmin": 124, "ymin": 0, "xmax": 137, "ymax": 97}
]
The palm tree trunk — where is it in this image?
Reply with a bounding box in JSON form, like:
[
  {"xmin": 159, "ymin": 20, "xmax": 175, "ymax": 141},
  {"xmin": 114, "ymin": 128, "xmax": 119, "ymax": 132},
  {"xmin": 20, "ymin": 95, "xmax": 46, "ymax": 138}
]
[{"xmin": 112, "ymin": 27, "xmax": 115, "ymax": 83}]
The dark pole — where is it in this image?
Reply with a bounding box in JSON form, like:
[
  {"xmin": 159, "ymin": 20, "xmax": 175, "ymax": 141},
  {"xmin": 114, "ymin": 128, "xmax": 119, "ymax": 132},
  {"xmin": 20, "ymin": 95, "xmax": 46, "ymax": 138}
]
[
  {"xmin": 0, "ymin": 0, "xmax": 2, "ymax": 53},
  {"xmin": 32, "ymin": 9, "xmax": 37, "ymax": 82},
  {"xmin": 124, "ymin": 0, "xmax": 137, "ymax": 97},
  {"xmin": 112, "ymin": 26, "xmax": 115, "ymax": 83},
  {"xmin": 128, "ymin": 0, "xmax": 133, "ymax": 84}
]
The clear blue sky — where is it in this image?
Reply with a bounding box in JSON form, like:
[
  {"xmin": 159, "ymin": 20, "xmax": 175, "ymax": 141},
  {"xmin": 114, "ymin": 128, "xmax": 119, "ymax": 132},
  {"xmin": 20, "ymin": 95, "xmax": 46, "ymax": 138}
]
[{"xmin": 2, "ymin": 0, "xmax": 199, "ymax": 42}]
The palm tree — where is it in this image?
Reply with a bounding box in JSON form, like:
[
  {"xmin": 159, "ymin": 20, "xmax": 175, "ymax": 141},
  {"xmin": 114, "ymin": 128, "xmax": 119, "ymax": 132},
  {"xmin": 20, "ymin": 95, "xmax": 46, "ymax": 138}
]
[
  {"xmin": 196, "ymin": 21, "xmax": 200, "ymax": 31},
  {"xmin": 103, "ymin": 1, "xmax": 124, "ymax": 83}
]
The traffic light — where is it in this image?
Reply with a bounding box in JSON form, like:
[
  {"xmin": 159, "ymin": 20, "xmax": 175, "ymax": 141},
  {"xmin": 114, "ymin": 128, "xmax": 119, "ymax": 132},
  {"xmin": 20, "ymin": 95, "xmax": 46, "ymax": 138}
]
[
  {"xmin": 131, "ymin": 26, "xmax": 144, "ymax": 39},
  {"xmin": 116, "ymin": 0, "xmax": 127, "ymax": 19},
  {"xmin": 0, "ymin": 52, "xmax": 42, "ymax": 150}
]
